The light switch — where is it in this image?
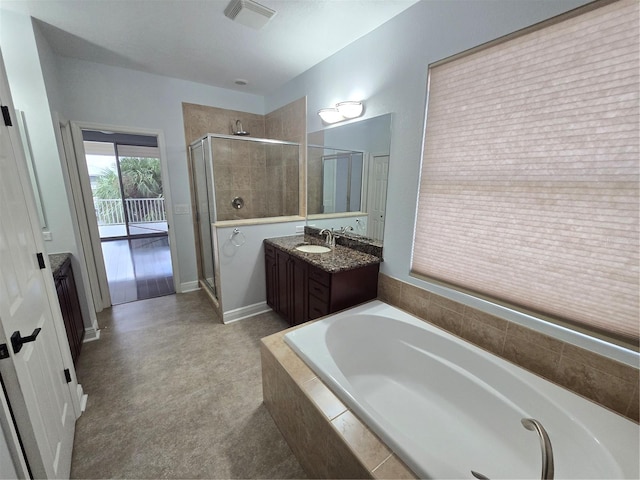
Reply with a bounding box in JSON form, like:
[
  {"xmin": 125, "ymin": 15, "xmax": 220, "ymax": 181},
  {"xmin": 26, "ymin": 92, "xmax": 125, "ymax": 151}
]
[
  {"xmin": 42, "ymin": 230, "xmax": 52, "ymax": 241},
  {"xmin": 174, "ymin": 204, "xmax": 190, "ymax": 215}
]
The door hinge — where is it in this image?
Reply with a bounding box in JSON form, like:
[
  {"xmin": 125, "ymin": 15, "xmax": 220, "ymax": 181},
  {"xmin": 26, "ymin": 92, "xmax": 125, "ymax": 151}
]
[
  {"xmin": 64, "ymin": 368, "xmax": 72, "ymax": 383},
  {"xmin": 0, "ymin": 344, "xmax": 9, "ymax": 360},
  {"xmin": 1, "ymin": 106, "xmax": 12, "ymax": 126},
  {"xmin": 36, "ymin": 252, "xmax": 46, "ymax": 269}
]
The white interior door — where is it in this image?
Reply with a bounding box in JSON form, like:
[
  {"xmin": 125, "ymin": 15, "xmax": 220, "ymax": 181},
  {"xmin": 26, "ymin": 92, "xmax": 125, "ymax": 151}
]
[
  {"xmin": 367, "ymin": 154, "xmax": 389, "ymax": 241},
  {"xmin": 0, "ymin": 50, "xmax": 75, "ymax": 479}
]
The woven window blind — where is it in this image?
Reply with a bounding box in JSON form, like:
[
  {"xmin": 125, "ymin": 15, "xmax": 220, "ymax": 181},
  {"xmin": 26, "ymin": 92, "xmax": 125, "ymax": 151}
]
[{"xmin": 412, "ymin": 0, "xmax": 639, "ymax": 345}]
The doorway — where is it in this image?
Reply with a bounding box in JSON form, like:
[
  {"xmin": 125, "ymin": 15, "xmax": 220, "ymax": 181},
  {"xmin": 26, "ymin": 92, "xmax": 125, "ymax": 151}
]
[{"xmin": 81, "ymin": 130, "xmax": 174, "ymax": 305}]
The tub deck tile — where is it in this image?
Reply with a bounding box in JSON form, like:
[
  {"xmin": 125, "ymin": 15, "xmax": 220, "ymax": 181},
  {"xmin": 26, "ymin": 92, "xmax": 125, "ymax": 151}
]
[
  {"xmin": 262, "ymin": 332, "xmax": 316, "ymax": 385},
  {"xmin": 302, "ymin": 377, "xmax": 348, "ymax": 421},
  {"xmin": 262, "ymin": 328, "xmax": 421, "ymax": 479},
  {"xmin": 372, "ymin": 454, "xmax": 417, "ymax": 479},
  {"xmin": 331, "ymin": 410, "xmax": 393, "ymax": 472}
]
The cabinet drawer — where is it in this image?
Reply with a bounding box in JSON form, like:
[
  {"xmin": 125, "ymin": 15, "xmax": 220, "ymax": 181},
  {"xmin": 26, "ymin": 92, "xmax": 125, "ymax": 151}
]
[
  {"xmin": 308, "ymin": 278, "xmax": 330, "ymax": 303},
  {"xmin": 308, "ymin": 294, "xmax": 329, "ymax": 320},
  {"xmin": 308, "ymin": 266, "xmax": 330, "ymax": 287}
]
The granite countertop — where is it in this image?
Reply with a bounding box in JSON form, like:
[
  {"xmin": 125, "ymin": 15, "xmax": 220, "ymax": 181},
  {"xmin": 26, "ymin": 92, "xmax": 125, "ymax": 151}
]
[
  {"xmin": 264, "ymin": 234, "xmax": 380, "ymax": 273},
  {"xmin": 48, "ymin": 253, "xmax": 71, "ymax": 275}
]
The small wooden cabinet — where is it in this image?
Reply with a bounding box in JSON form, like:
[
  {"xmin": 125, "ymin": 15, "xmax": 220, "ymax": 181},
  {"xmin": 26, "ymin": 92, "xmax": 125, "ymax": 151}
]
[
  {"xmin": 265, "ymin": 242, "xmax": 379, "ymax": 326},
  {"xmin": 54, "ymin": 257, "xmax": 85, "ymax": 364}
]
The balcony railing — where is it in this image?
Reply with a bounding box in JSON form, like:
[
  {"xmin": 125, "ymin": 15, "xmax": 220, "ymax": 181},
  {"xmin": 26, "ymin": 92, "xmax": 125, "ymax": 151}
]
[{"xmin": 94, "ymin": 198, "xmax": 166, "ymax": 225}]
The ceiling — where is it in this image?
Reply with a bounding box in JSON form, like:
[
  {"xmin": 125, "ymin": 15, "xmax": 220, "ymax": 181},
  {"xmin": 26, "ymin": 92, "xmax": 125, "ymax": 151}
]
[{"xmin": 0, "ymin": 0, "xmax": 419, "ymax": 95}]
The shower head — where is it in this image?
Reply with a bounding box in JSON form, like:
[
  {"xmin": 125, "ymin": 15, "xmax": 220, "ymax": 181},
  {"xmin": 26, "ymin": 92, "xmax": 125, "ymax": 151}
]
[{"xmin": 234, "ymin": 119, "xmax": 250, "ymax": 136}]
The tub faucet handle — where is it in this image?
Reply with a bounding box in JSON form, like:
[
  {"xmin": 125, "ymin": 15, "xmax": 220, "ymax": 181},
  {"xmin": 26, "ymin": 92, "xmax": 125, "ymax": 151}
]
[
  {"xmin": 522, "ymin": 418, "xmax": 554, "ymax": 480},
  {"xmin": 471, "ymin": 418, "xmax": 553, "ymax": 480}
]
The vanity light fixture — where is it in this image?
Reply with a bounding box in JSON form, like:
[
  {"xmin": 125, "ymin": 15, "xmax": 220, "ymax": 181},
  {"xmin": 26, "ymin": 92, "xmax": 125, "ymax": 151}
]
[
  {"xmin": 336, "ymin": 101, "xmax": 364, "ymax": 119},
  {"xmin": 318, "ymin": 107, "xmax": 344, "ymax": 124},
  {"xmin": 318, "ymin": 101, "xmax": 364, "ymax": 124}
]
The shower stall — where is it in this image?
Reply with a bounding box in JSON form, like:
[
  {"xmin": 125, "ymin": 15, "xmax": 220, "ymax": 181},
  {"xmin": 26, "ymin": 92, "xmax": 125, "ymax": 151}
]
[{"xmin": 188, "ymin": 134, "xmax": 301, "ymax": 298}]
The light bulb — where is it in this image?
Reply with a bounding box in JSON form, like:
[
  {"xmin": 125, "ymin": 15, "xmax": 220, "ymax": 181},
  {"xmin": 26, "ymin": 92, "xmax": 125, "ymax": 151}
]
[
  {"xmin": 318, "ymin": 108, "xmax": 344, "ymax": 124},
  {"xmin": 336, "ymin": 101, "xmax": 363, "ymax": 119}
]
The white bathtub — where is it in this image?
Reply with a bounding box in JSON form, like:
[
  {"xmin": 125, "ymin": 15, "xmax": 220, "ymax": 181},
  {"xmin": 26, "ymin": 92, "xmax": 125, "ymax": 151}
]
[{"xmin": 284, "ymin": 300, "xmax": 639, "ymax": 479}]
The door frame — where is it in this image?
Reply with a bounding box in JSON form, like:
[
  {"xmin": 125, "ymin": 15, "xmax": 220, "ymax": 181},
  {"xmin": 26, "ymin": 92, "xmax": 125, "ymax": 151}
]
[
  {"xmin": 55, "ymin": 114, "xmax": 103, "ymax": 330},
  {"xmin": 67, "ymin": 121, "xmax": 180, "ymax": 307}
]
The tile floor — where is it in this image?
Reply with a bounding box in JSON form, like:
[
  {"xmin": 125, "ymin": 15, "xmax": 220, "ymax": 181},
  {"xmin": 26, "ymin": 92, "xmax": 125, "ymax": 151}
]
[{"xmin": 71, "ymin": 290, "xmax": 307, "ymax": 479}]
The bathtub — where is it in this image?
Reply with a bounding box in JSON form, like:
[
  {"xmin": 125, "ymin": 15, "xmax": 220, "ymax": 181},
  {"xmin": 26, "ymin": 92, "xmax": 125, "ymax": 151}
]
[{"xmin": 284, "ymin": 301, "xmax": 639, "ymax": 479}]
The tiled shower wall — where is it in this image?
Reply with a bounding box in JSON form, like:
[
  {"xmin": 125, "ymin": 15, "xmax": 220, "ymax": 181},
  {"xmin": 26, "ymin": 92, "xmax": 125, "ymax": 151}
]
[
  {"xmin": 210, "ymin": 139, "xmax": 299, "ymax": 220},
  {"xmin": 306, "ymin": 130, "xmax": 324, "ymax": 215},
  {"xmin": 182, "ymin": 98, "xmax": 306, "ymax": 221},
  {"xmin": 378, "ymin": 273, "xmax": 640, "ymax": 422}
]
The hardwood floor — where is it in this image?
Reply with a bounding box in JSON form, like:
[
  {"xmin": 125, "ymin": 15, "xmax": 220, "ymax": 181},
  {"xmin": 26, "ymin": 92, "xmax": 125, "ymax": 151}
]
[{"xmin": 101, "ymin": 236, "xmax": 175, "ymax": 305}]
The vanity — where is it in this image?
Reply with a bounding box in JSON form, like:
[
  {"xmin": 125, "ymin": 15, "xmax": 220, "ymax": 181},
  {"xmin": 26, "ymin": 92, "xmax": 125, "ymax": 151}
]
[
  {"xmin": 264, "ymin": 235, "xmax": 380, "ymax": 325},
  {"xmin": 49, "ymin": 253, "xmax": 85, "ymax": 364}
]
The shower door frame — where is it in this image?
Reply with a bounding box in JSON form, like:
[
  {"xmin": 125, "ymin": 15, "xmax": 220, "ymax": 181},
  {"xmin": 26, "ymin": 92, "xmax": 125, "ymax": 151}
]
[
  {"xmin": 188, "ymin": 136, "xmax": 218, "ymax": 299},
  {"xmin": 188, "ymin": 133, "xmax": 303, "ymax": 303}
]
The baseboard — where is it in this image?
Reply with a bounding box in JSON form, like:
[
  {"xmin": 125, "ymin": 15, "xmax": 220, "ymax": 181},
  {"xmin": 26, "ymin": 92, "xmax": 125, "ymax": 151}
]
[
  {"xmin": 83, "ymin": 326, "xmax": 101, "ymax": 343},
  {"xmin": 223, "ymin": 302, "xmax": 271, "ymax": 324},
  {"xmin": 180, "ymin": 281, "xmax": 200, "ymax": 293},
  {"xmin": 76, "ymin": 384, "xmax": 88, "ymax": 414}
]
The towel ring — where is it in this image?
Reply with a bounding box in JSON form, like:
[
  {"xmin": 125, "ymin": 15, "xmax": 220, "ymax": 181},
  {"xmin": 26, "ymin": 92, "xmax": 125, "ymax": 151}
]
[{"xmin": 230, "ymin": 228, "xmax": 246, "ymax": 247}]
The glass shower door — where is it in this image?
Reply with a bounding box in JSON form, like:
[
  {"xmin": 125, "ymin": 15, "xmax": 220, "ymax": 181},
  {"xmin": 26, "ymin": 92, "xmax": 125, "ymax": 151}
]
[{"xmin": 191, "ymin": 140, "xmax": 217, "ymax": 296}]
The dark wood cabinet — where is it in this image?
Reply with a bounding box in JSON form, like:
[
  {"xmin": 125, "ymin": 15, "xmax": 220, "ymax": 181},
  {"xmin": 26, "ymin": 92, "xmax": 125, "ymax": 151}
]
[
  {"xmin": 265, "ymin": 242, "xmax": 379, "ymax": 326},
  {"xmin": 54, "ymin": 257, "xmax": 85, "ymax": 364}
]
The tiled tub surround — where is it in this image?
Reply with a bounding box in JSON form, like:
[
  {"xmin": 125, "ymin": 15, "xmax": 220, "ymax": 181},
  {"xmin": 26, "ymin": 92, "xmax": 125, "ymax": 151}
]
[
  {"xmin": 264, "ymin": 234, "xmax": 381, "ymax": 273},
  {"xmin": 261, "ymin": 328, "xmax": 417, "ymax": 479},
  {"xmin": 261, "ymin": 273, "xmax": 638, "ymax": 478},
  {"xmin": 284, "ymin": 302, "xmax": 639, "ymax": 478},
  {"xmin": 378, "ymin": 273, "xmax": 640, "ymax": 423}
]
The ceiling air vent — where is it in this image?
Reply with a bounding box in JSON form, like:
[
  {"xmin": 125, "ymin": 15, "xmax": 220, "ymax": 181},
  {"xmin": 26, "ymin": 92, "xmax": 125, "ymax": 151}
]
[{"xmin": 224, "ymin": 0, "xmax": 276, "ymax": 30}]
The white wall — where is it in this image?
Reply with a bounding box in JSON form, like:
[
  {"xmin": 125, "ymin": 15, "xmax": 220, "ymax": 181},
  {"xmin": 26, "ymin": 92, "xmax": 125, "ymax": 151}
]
[
  {"xmin": 266, "ymin": 0, "xmax": 590, "ymax": 284},
  {"xmin": 215, "ymin": 221, "xmax": 305, "ymax": 320},
  {"xmin": 53, "ymin": 56, "xmax": 266, "ymax": 288},
  {"xmin": 0, "ymin": 11, "xmax": 76, "ymax": 254},
  {"xmin": 1, "ymin": 12, "xmax": 99, "ymax": 331}
]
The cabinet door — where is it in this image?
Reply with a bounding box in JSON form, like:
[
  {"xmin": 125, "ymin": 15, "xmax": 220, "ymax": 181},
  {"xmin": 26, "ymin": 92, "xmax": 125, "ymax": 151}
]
[
  {"xmin": 265, "ymin": 251, "xmax": 277, "ymax": 310},
  {"xmin": 291, "ymin": 256, "xmax": 308, "ymax": 325},
  {"xmin": 64, "ymin": 265, "xmax": 85, "ymax": 354},
  {"xmin": 276, "ymin": 249, "xmax": 291, "ymax": 321},
  {"xmin": 56, "ymin": 278, "xmax": 79, "ymax": 363}
]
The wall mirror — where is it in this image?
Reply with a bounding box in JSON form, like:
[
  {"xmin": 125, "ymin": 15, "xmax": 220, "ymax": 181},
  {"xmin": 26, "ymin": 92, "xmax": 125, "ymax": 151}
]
[{"xmin": 307, "ymin": 113, "xmax": 391, "ymax": 243}]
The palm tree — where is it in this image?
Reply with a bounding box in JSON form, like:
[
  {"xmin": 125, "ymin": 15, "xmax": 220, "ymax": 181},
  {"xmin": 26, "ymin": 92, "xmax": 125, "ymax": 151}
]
[{"xmin": 94, "ymin": 157, "xmax": 163, "ymax": 223}]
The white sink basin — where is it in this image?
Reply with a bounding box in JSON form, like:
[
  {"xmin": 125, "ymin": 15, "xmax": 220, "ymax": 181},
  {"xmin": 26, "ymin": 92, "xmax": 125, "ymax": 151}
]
[{"xmin": 295, "ymin": 244, "xmax": 331, "ymax": 254}]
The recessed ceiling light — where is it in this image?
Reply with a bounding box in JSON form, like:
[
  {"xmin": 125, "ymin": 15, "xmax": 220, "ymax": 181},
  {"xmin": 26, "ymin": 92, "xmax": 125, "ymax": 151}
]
[{"xmin": 235, "ymin": 79, "xmax": 248, "ymax": 86}]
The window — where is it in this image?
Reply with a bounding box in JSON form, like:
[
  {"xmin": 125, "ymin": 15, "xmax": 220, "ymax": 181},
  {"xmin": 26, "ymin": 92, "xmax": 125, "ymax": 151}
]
[{"xmin": 412, "ymin": 0, "xmax": 639, "ymax": 347}]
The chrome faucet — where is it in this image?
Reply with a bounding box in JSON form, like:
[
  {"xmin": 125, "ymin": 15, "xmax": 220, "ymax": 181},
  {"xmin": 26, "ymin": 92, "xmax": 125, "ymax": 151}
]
[
  {"xmin": 471, "ymin": 418, "xmax": 554, "ymax": 480},
  {"xmin": 521, "ymin": 418, "xmax": 554, "ymax": 480},
  {"xmin": 319, "ymin": 228, "xmax": 335, "ymax": 248},
  {"xmin": 339, "ymin": 225, "xmax": 354, "ymax": 235}
]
